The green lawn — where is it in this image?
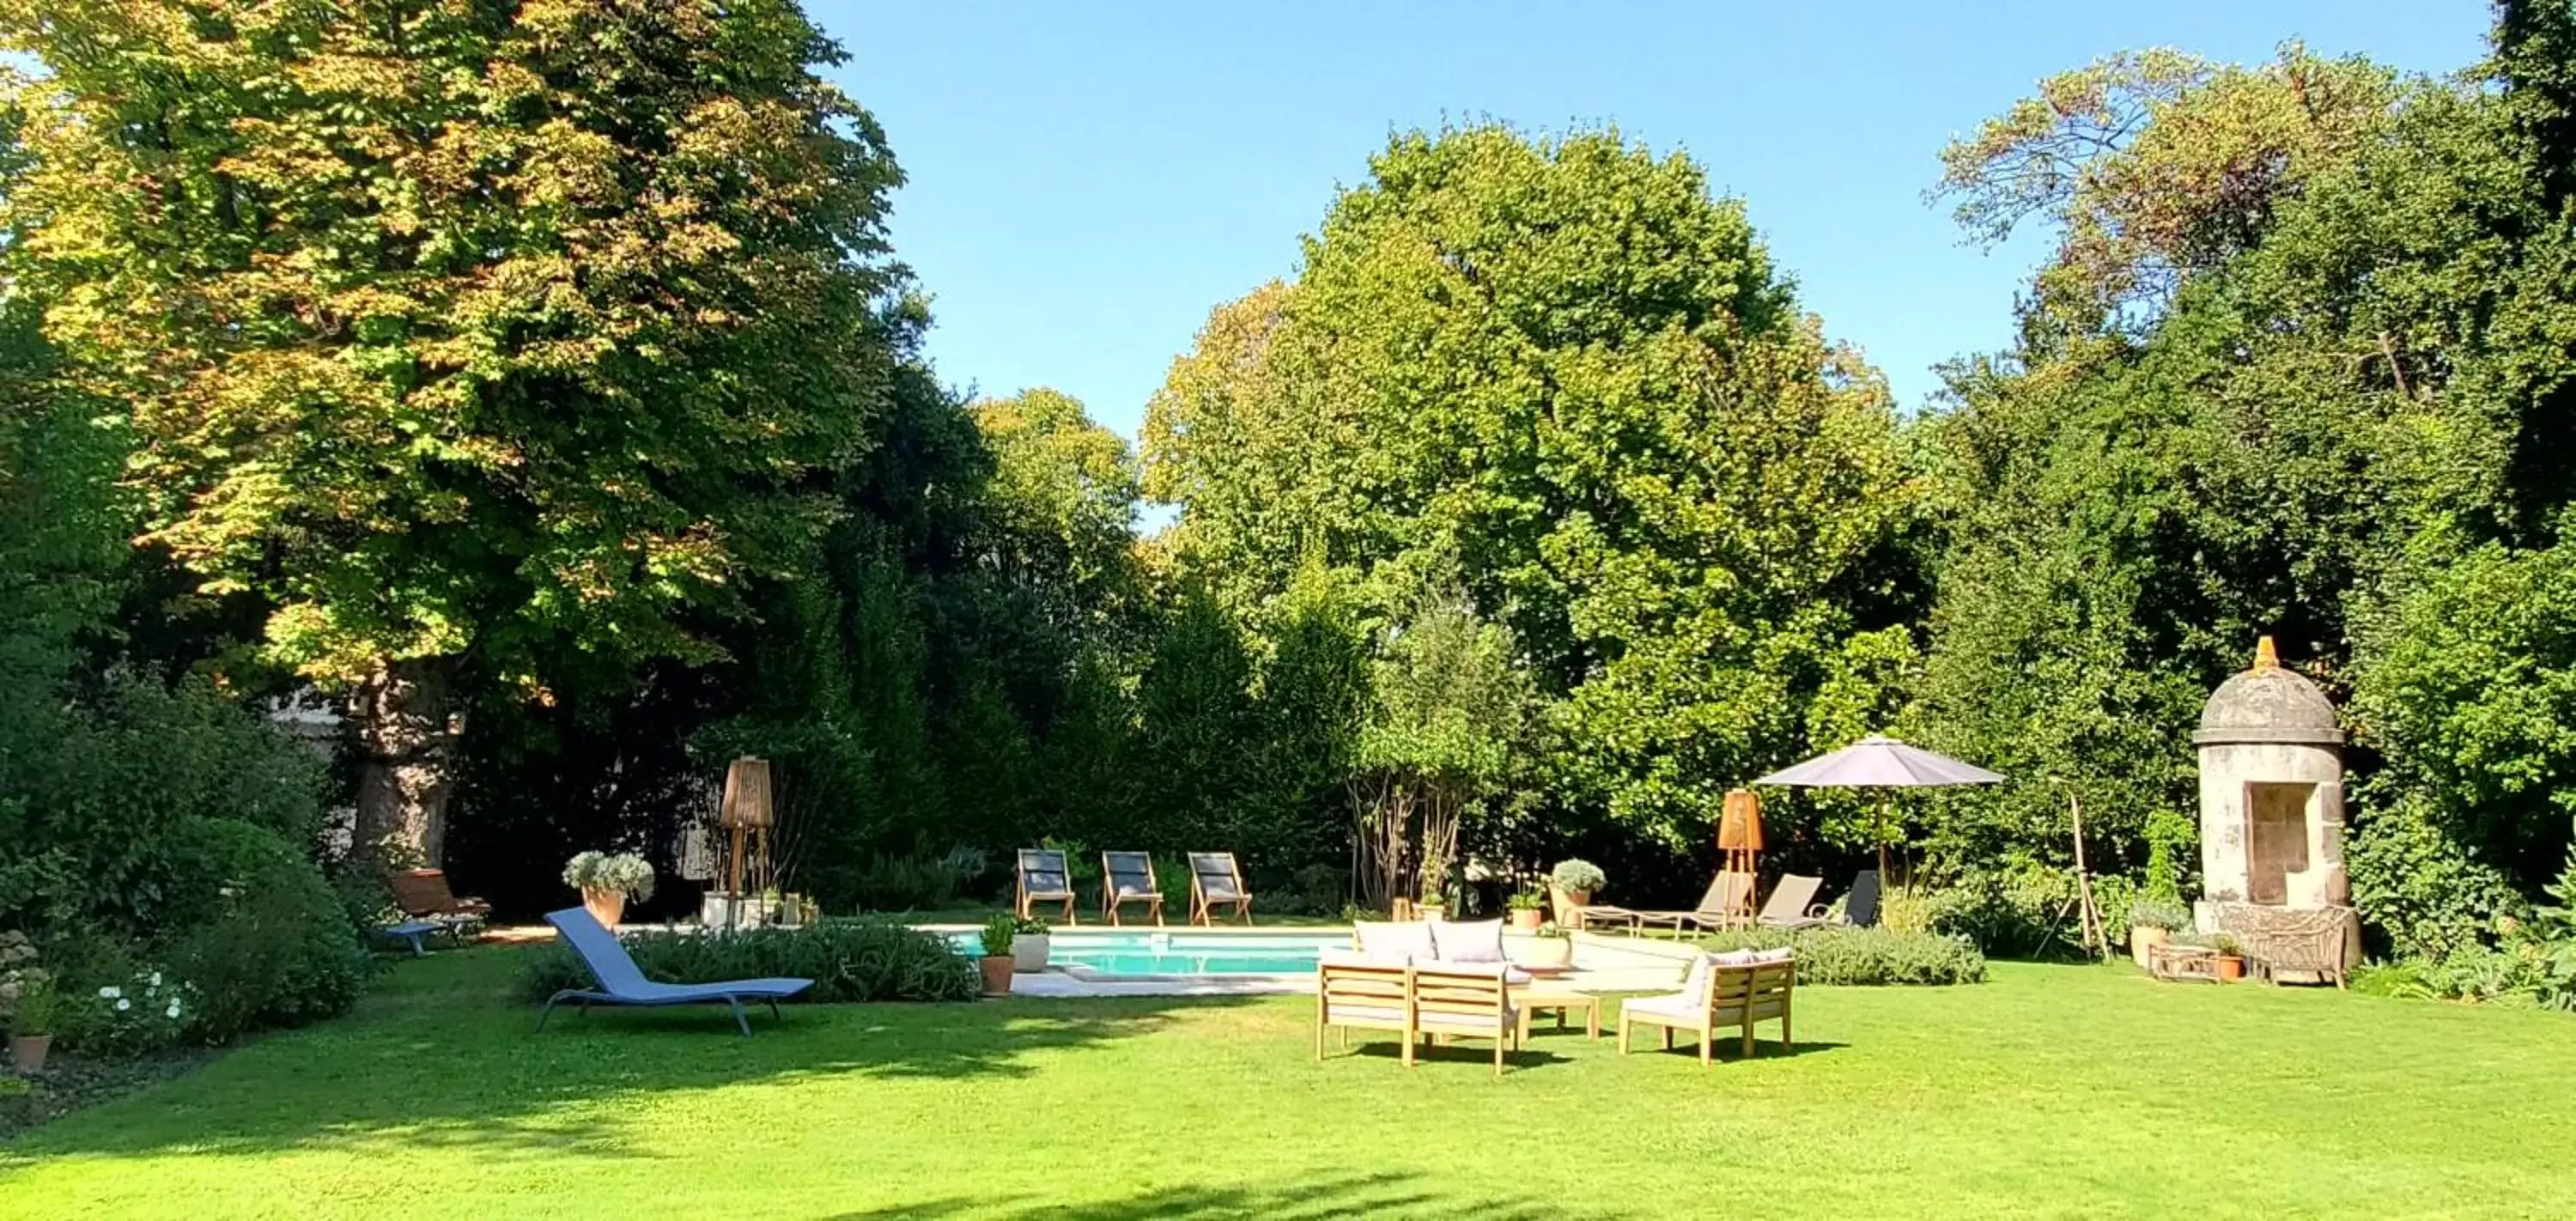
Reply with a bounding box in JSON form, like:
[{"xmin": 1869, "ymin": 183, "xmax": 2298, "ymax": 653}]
[{"xmin": 4, "ymin": 950, "xmax": 2573, "ymax": 1219}]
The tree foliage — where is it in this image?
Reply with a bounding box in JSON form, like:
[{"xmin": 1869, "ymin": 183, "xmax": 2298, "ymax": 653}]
[{"xmin": 0, "ymin": 0, "xmax": 909, "ymax": 862}]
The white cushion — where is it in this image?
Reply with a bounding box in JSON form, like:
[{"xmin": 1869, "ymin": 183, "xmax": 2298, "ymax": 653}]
[
  {"xmin": 1749, "ymin": 946, "xmax": 1795, "ymax": 964},
  {"xmin": 1419, "ymin": 1005, "xmax": 1515, "ymax": 1032},
  {"xmin": 1326, "ymin": 1004, "xmax": 1407, "ymax": 1025},
  {"xmin": 1623, "ymin": 990, "xmax": 1704, "ymax": 1021},
  {"xmin": 1354, "ymin": 920, "xmax": 1437, "ymax": 962},
  {"xmin": 1430, "ymin": 918, "xmax": 1506, "ymax": 963},
  {"xmin": 1710, "ymin": 948, "xmax": 1759, "ymax": 967}
]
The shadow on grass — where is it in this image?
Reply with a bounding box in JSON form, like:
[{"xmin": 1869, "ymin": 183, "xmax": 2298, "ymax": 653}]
[
  {"xmin": 1609, "ymin": 1036, "xmax": 1849, "ymax": 1063},
  {"xmin": 821, "ymin": 1170, "xmax": 1551, "ymax": 1219},
  {"xmin": 0, "ymin": 945, "xmax": 1259, "ymax": 1164}
]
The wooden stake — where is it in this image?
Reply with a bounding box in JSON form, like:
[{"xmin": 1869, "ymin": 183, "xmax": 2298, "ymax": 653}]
[{"xmin": 2069, "ymin": 788, "xmax": 2105, "ymax": 960}]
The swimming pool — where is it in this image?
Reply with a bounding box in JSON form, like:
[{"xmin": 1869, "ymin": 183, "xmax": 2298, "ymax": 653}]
[{"xmin": 949, "ymin": 928, "xmax": 1346, "ymax": 976}]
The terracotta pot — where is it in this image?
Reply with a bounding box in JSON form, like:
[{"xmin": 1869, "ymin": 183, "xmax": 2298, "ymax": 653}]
[
  {"xmin": 2129, "ymin": 926, "xmax": 2169, "ymax": 969},
  {"xmin": 582, "ymin": 887, "xmax": 627, "ymax": 930},
  {"xmin": 9, "ymin": 1034, "xmax": 49, "ymax": 1074},
  {"xmin": 2215, "ymin": 955, "xmax": 2246, "ymax": 981},
  {"xmin": 1012, "ymin": 933, "xmax": 1051, "ymax": 974},
  {"xmin": 978, "ymin": 954, "xmax": 1015, "ymax": 998},
  {"xmin": 1522, "ymin": 937, "xmax": 1574, "ymax": 969},
  {"xmin": 1508, "ymin": 908, "xmax": 1544, "ymax": 932},
  {"xmin": 1550, "ymin": 887, "xmax": 1592, "ymax": 926}
]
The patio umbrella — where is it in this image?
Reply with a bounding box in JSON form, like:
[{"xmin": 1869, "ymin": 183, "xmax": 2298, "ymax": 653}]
[{"xmin": 1752, "ymin": 736, "xmax": 2005, "ymax": 878}]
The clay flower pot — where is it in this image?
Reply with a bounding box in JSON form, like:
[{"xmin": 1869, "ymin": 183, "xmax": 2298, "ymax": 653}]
[
  {"xmin": 9, "ymin": 1034, "xmax": 50, "ymax": 1074},
  {"xmin": 582, "ymin": 887, "xmax": 627, "ymax": 930},
  {"xmin": 2215, "ymin": 955, "xmax": 2246, "ymax": 981},
  {"xmin": 1550, "ymin": 887, "xmax": 1592, "ymax": 926},
  {"xmin": 1508, "ymin": 908, "xmax": 1544, "ymax": 932},
  {"xmin": 977, "ymin": 955, "xmax": 1015, "ymax": 998},
  {"xmin": 2129, "ymin": 926, "xmax": 2168, "ymax": 969}
]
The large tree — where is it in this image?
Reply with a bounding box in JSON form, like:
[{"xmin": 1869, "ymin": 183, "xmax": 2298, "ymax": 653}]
[
  {"xmin": 0, "ymin": 0, "xmax": 904, "ymax": 863},
  {"xmin": 1146, "ymin": 124, "xmax": 1921, "ymax": 849}
]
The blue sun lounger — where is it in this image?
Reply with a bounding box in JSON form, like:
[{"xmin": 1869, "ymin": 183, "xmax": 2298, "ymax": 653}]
[{"xmin": 538, "ymin": 908, "xmax": 812, "ymax": 1037}]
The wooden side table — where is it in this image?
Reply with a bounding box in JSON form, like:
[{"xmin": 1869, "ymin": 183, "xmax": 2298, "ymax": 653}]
[
  {"xmin": 2148, "ymin": 943, "xmax": 2221, "ymax": 983},
  {"xmin": 1514, "ymin": 987, "xmax": 1601, "ymax": 1042}
]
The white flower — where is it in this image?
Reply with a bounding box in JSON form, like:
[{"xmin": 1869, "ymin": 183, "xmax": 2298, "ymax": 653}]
[
  {"xmin": 115, "ymin": 998, "xmax": 131, "ymax": 1011},
  {"xmin": 149, "ymin": 972, "xmax": 163, "ymax": 987},
  {"xmin": 100, "ymin": 986, "xmax": 120, "ymax": 999},
  {"xmin": 166, "ymin": 1001, "xmax": 181, "ymax": 1019}
]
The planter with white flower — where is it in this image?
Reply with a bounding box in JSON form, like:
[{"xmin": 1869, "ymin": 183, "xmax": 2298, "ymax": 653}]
[
  {"xmin": 563, "ymin": 851, "xmax": 656, "ymax": 929},
  {"xmin": 1521, "ymin": 922, "xmax": 1575, "ymax": 969},
  {"xmin": 1549, "ymin": 859, "xmax": 1607, "ymax": 926}
]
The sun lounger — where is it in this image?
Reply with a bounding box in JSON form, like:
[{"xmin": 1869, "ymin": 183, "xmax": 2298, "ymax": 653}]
[
  {"xmin": 1017, "ymin": 849, "xmax": 1078, "ymax": 924},
  {"xmin": 1188, "ymin": 852, "xmax": 1251, "ymax": 925},
  {"xmin": 1101, "ymin": 852, "xmax": 1166, "ymax": 926},
  {"xmin": 1583, "ymin": 872, "xmax": 1754, "ymax": 934},
  {"xmin": 387, "ymin": 868, "xmax": 491, "ymax": 930},
  {"xmin": 1842, "ymin": 870, "xmax": 1883, "ymax": 928},
  {"xmin": 1619, "ymin": 950, "xmax": 1796, "ymax": 1065},
  {"xmin": 536, "ymin": 908, "xmax": 811, "ymax": 1037},
  {"xmin": 1755, "ymin": 874, "xmax": 1828, "ymax": 929}
]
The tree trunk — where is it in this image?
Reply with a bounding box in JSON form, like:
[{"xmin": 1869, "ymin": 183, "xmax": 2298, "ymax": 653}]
[{"xmin": 349, "ymin": 656, "xmax": 466, "ymax": 867}]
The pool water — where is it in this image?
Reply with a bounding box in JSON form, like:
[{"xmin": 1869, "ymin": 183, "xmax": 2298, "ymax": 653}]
[{"xmin": 951, "ymin": 929, "xmax": 1345, "ymax": 976}]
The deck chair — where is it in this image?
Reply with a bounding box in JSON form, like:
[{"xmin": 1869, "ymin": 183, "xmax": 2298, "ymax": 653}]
[
  {"xmin": 1100, "ymin": 852, "xmax": 1166, "ymax": 926},
  {"xmin": 1016, "ymin": 849, "xmax": 1078, "ymax": 924},
  {"xmin": 1841, "ymin": 870, "xmax": 1883, "ymax": 928},
  {"xmin": 535, "ymin": 908, "xmax": 811, "ymax": 1037},
  {"xmin": 386, "ymin": 869, "xmax": 491, "ymax": 930},
  {"xmin": 1619, "ymin": 951, "xmax": 1796, "ymax": 1066},
  {"xmin": 1588, "ymin": 872, "xmax": 1754, "ymax": 935},
  {"xmin": 1755, "ymin": 874, "xmax": 1828, "ymax": 929},
  {"xmin": 1188, "ymin": 852, "xmax": 1252, "ymax": 925}
]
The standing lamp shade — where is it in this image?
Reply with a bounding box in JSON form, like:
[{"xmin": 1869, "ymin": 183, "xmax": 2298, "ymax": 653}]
[
  {"xmin": 1716, "ymin": 788, "xmax": 1765, "ymax": 851},
  {"xmin": 720, "ymin": 758, "xmax": 774, "ymax": 830},
  {"xmin": 1716, "ymin": 788, "xmax": 1764, "ymax": 920}
]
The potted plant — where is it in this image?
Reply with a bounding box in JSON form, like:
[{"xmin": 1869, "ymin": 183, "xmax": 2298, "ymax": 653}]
[
  {"xmin": 1522, "ymin": 922, "xmax": 1574, "ymax": 969},
  {"xmin": 2208, "ymin": 931, "xmax": 2246, "ymax": 981},
  {"xmin": 563, "ymin": 851, "xmax": 655, "ymax": 929},
  {"xmin": 1011, "ymin": 916, "xmax": 1051, "ymax": 974},
  {"xmin": 2127, "ymin": 898, "xmax": 2188, "ymax": 969},
  {"xmin": 1506, "ymin": 887, "xmax": 1546, "ymax": 932},
  {"xmin": 1549, "ymin": 859, "xmax": 1606, "ymax": 926},
  {"xmin": 7, "ymin": 977, "xmax": 58, "ymax": 1075},
  {"xmin": 977, "ymin": 914, "xmax": 1018, "ymax": 997}
]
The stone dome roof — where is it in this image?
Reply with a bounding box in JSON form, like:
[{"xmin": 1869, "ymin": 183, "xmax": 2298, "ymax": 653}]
[{"xmin": 2193, "ymin": 638, "xmax": 2342, "ymax": 746}]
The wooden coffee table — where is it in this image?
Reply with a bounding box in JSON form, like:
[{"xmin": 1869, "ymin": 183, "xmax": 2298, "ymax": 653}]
[{"xmin": 1514, "ymin": 984, "xmax": 1600, "ymax": 1042}]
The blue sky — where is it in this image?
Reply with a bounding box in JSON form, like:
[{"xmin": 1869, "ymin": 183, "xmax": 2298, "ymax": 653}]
[{"xmin": 819, "ymin": 1, "xmax": 2493, "ymax": 446}]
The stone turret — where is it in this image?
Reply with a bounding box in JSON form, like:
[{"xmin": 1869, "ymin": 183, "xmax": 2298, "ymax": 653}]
[{"xmin": 2191, "ymin": 637, "xmax": 2347, "ymax": 914}]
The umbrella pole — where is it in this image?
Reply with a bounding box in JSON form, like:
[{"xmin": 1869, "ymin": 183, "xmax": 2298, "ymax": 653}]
[{"xmin": 1876, "ymin": 793, "xmax": 1893, "ymax": 883}]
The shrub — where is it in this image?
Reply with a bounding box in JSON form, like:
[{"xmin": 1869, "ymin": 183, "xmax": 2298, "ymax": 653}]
[
  {"xmin": 59, "ymin": 963, "xmax": 192, "ymax": 1057},
  {"xmin": 1551, "ymin": 859, "xmax": 1606, "ymax": 894},
  {"xmin": 1698, "ymin": 926, "xmax": 1988, "ymax": 986},
  {"xmin": 2347, "ymin": 793, "xmax": 2527, "ymax": 962},
  {"xmin": 852, "ymin": 849, "xmax": 968, "ymax": 912},
  {"xmin": 523, "ymin": 921, "xmax": 979, "ymax": 1004},
  {"xmin": 1917, "ymin": 864, "xmax": 2082, "ymax": 957},
  {"xmin": 162, "ymin": 847, "xmax": 370, "ymax": 1042},
  {"xmin": 2128, "ymin": 898, "xmax": 2190, "ymax": 932},
  {"xmin": 562, "ymin": 851, "xmax": 655, "ymax": 900}
]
